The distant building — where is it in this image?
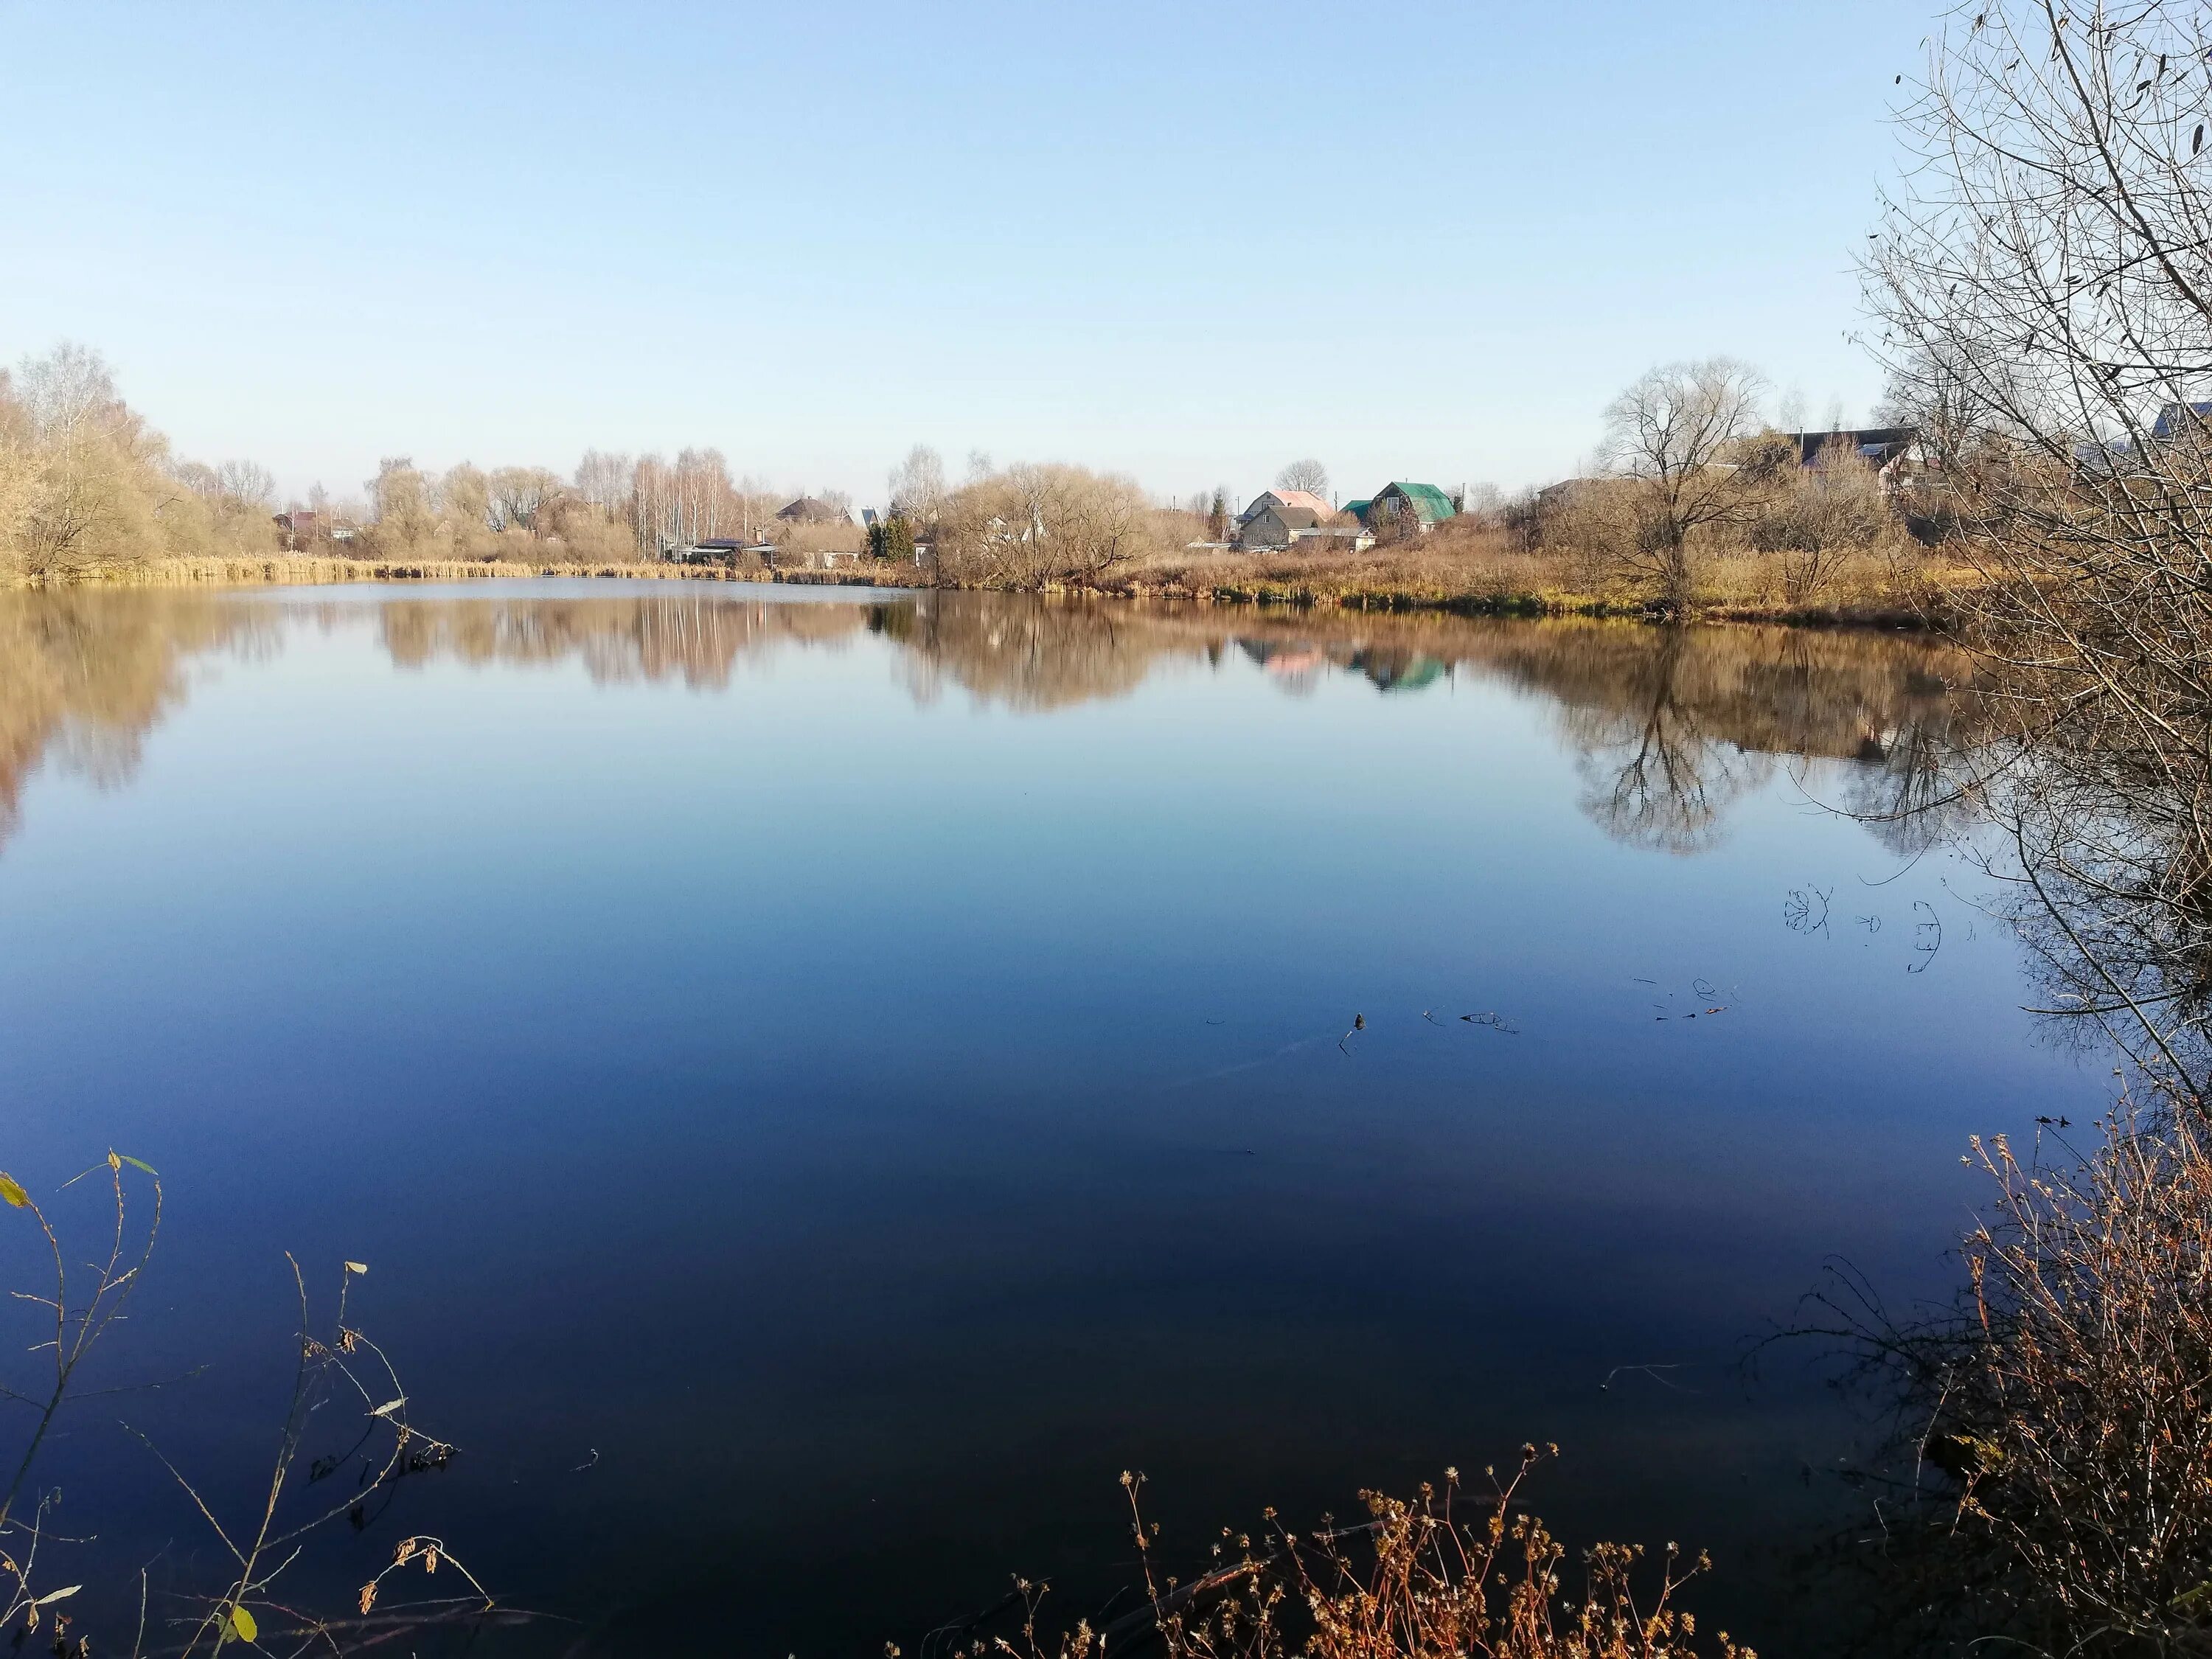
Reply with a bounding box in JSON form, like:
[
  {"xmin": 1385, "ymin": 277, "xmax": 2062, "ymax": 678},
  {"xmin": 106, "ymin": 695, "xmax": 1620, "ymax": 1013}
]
[
  {"xmin": 1368, "ymin": 481, "xmax": 1457, "ymax": 533},
  {"xmin": 271, "ymin": 510, "xmax": 319, "ymax": 549},
  {"xmin": 677, "ymin": 538, "xmax": 767, "ymax": 566},
  {"xmin": 2152, "ymin": 402, "xmax": 2212, "ymax": 443},
  {"xmin": 776, "ymin": 496, "xmax": 851, "ymax": 525},
  {"xmin": 1340, "ymin": 498, "xmax": 1372, "ymax": 526},
  {"xmin": 1237, "ymin": 488, "xmax": 1334, "ymax": 527},
  {"xmin": 1237, "ymin": 503, "xmax": 1324, "ymax": 549},
  {"xmin": 1787, "ymin": 427, "xmax": 1917, "ymax": 468},
  {"xmin": 1787, "ymin": 428, "xmax": 1922, "ymax": 492}
]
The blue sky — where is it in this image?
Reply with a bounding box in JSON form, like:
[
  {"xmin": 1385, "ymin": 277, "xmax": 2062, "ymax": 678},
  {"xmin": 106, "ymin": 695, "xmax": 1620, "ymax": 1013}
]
[{"xmin": 1, "ymin": 1, "xmax": 1938, "ymax": 507}]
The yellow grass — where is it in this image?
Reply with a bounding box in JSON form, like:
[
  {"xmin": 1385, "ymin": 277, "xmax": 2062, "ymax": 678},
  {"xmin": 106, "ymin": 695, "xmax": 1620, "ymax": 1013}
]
[
  {"xmin": 4, "ymin": 554, "xmax": 910, "ymax": 591},
  {"xmin": 10, "ymin": 544, "xmax": 1972, "ymax": 630}
]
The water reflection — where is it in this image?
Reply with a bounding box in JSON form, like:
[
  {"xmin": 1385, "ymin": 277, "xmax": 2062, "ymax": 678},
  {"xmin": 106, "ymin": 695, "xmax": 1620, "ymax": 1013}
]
[
  {"xmin": 0, "ymin": 579, "xmax": 2076, "ymax": 1659},
  {"xmin": 0, "ymin": 589, "xmax": 278, "ymax": 846},
  {"xmin": 0, "ymin": 585, "xmax": 1986, "ymax": 865}
]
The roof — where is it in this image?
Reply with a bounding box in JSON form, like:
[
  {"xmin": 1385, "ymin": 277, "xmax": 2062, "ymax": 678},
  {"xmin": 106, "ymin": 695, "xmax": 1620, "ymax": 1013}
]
[
  {"xmin": 776, "ymin": 495, "xmax": 848, "ymax": 522},
  {"xmin": 1376, "ymin": 481, "xmax": 1456, "ymax": 522},
  {"xmin": 1341, "ymin": 498, "xmax": 1372, "ymax": 521},
  {"xmin": 1242, "ymin": 488, "xmax": 1333, "ymax": 521},
  {"xmin": 1790, "ymin": 427, "xmax": 1916, "ymax": 465},
  {"xmin": 1257, "ymin": 505, "xmax": 1323, "ymax": 529},
  {"xmin": 2152, "ymin": 402, "xmax": 2212, "ymax": 441}
]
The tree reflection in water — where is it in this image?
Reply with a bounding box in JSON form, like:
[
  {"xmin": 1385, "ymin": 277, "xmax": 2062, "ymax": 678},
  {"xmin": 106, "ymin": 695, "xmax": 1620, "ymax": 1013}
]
[{"xmin": 0, "ymin": 585, "xmax": 1987, "ymax": 862}]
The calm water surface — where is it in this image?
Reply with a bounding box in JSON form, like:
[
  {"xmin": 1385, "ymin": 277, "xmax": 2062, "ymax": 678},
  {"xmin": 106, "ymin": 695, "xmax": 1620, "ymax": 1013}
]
[{"xmin": 0, "ymin": 582, "xmax": 2091, "ymax": 1653}]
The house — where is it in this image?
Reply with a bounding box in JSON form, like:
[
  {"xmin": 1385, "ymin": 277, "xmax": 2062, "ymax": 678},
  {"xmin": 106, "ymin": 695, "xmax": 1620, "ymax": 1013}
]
[
  {"xmin": 1237, "ymin": 488, "xmax": 1334, "ymax": 526},
  {"xmin": 1237, "ymin": 504, "xmax": 1324, "ymax": 549},
  {"xmin": 677, "ymin": 538, "xmax": 770, "ymax": 566},
  {"xmin": 1340, "ymin": 498, "xmax": 1372, "ymax": 526},
  {"xmin": 1368, "ymin": 481, "xmax": 1456, "ymax": 533},
  {"xmin": 1787, "ymin": 427, "xmax": 1918, "ymax": 468},
  {"xmin": 776, "ymin": 496, "xmax": 851, "ymax": 525},
  {"xmin": 2152, "ymin": 402, "xmax": 2212, "ymax": 443},
  {"xmin": 1787, "ymin": 428, "xmax": 1922, "ymax": 493}
]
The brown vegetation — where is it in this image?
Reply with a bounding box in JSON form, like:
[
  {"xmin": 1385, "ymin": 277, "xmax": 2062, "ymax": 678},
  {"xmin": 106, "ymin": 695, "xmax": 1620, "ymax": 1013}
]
[
  {"xmin": 0, "ymin": 346, "xmax": 280, "ymax": 582},
  {"xmin": 1099, "ymin": 516, "xmax": 1940, "ymax": 625},
  {"xmin": 1761, "ymin": 6, "xmax": 2212, "ymax": 1654},
  {"xmin": 977, "ymin": 1455, "xmax": 1745, "ymax": 1659}
]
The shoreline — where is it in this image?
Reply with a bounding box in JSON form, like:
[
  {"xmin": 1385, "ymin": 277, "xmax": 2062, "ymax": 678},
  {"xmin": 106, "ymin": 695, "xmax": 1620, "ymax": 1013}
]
[{"xmin": 6, "ymin": 554, "xmax": 1944, "ymax": 631}]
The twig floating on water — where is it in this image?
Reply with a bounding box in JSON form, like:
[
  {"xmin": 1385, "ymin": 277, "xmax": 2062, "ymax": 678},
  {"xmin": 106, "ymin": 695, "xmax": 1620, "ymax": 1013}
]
[
  {"xmin": 1460, "ymin": 1012, "xmax": 1519, "ymax": 1034},
  {"xmin": 1599, "ymin": 1363, "xmax": 1694, "ymax": 1394}
]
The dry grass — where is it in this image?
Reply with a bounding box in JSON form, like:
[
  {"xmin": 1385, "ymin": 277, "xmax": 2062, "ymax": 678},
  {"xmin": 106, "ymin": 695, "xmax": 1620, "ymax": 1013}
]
[
  {"xmin": 1788, "ymin": 1089, "xmax": 2212, "ymax": 1658},
  {"xmin": 1080, "ymin": 524, "xmax": 1957, "ymax": 627},
  {"xmin": 976, "ymin": 1454, "xmax": 1747, "ymax": 1659},
  {"xmin": 10, "ymin": 539, "xmax": 1968, "ymax": 630},
  {"xmin": 1, "ymin": 554, "xmax": 922, "ymax": 591}
]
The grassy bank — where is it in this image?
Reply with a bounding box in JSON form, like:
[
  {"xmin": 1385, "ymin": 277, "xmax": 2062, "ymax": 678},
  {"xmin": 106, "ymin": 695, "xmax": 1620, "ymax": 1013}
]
[
  {"xmin": 14, "ymin": 545, "xmax": 1954, "ymax": 630},
  {"xmin": 5, "ymin": 554, "xmax": 918, "ymax": 590}
]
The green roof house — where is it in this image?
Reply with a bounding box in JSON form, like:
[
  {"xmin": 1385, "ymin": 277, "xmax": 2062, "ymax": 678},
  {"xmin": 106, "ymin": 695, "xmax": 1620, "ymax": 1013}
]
[
  {"xmin": 1341, "ymin": 498, "xmax": 1373, "ymax": 526},
  {"xmin": 1370, "ymin": 482, "xmax": 1457, "ymax": 531}
]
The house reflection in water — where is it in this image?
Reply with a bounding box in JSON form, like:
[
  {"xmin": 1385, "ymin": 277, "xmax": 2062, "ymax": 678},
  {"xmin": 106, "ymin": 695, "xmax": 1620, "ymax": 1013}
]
[{"xmin": 1234, "ymin": 637, "xmax": 1449, "ymax": 696}]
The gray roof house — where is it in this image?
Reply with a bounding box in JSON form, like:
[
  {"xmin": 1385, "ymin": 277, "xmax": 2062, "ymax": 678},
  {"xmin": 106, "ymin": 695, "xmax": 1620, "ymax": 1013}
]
[{"xmin": 1237, "ymin": 504, "xmax": 1323, "ymax": 549}]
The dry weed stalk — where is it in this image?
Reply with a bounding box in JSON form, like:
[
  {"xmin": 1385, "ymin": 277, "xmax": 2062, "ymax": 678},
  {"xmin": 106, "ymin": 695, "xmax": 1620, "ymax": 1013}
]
[
  {"xmin": 0, "ymin": 1152, "xmax": 161, "ymax": 1655},
  {"xmin": 0, "ymin": 1155, "xmax": 496, "ymax": 1658},
  {"xmin": 953, "ymin": 1453, "xmax": 1746, "ymax": 1659},
  {"xmin": 1943, "ymin": 1106, "xmax": 2212, "ymax": 1652}
]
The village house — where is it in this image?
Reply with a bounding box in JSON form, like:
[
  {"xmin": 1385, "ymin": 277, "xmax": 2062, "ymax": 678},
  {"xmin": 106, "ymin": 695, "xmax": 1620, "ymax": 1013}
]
[
  {"xmin": 1236, "ymin": 488, "xmax": 1333, "ymax": 528},
  {"xmin": 776, "ymin": 496, "xmax": 851, "ymax": 525},
  {"xmin": 1786, "ymin": 427, "xmax": 1921, "ymax": 491},
  {"xmin": 271, "ymin": 509, "xmax": 357, "ymax": 549},
  {"xmin": 1366, "ymin": 481, "xmax": 1456, "ymax": 534},
  {"xmin": 1237, "ymin": 503, "xmax": 1324, "ymax": 549}
]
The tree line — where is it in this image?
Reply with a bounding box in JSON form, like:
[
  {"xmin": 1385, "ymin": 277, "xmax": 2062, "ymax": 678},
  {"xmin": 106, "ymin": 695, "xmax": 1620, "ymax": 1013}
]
[{"xmin": 0, "ymin": 338, "xmax": 1940, "ymax": 610}]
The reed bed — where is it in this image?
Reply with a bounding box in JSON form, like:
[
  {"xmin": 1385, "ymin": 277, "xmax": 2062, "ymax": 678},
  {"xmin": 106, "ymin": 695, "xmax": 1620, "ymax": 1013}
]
[{"xmin": 6, "ymin": 554, "xmax": 922, "ymax": 591}]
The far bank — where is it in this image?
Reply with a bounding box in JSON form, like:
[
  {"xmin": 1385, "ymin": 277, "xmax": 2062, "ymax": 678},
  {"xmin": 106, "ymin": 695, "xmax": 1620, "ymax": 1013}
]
[{"xmin": 8, "ymin": 547, "xmax": 1953, "ymax": 631}]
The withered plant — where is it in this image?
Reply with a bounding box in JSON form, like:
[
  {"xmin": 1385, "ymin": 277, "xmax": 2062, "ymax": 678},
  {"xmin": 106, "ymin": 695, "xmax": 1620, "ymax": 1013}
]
[
  {"xmin": 0, "ymin": 1153, "xmax": 500, "ymax": 1658},
  {"xmin": 949, "ymin": 1452, "xmax": 1747, "ymax": 1659}
]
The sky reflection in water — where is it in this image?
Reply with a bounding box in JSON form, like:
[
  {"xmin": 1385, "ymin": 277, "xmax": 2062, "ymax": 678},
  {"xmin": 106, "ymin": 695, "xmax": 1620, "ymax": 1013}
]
[{"xmin": 0, "ymin": 582, "xmax": 2090, "ymax": 1655}]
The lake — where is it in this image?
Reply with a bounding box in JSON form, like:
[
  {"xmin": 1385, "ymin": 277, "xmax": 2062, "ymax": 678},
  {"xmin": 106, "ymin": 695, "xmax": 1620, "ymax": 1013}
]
[{"xmin": 0, "ymin": 581, "xmax": 2093, "ymax": 1655}]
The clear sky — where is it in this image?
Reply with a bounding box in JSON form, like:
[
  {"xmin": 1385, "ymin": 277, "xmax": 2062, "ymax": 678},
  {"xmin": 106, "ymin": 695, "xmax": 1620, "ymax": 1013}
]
[{"xmin": 1, "ymin": 1, "xmax": 1942, "ymax": 508}]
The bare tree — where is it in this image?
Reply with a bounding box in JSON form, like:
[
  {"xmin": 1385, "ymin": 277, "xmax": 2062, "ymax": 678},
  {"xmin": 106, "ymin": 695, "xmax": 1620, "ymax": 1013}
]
[
  {"xmin": 1742, "ymin": 436, "xmax": 1896, "ymax": 602},
  {"xmin": 440, "ymin": 464, "xmax": 492, "ymax": 537},
  {"xmin": 1599, "ymin": 358, "xmax": 1771, "ymax": 611},
  {"xmin": 487, "ymin": 466, "xmax": 561, "ymax": 535},
  {"xmin": 366, "ymin": 457, "xmax": 436, "ymax": 552},
  {"xmin": 1866, "ymin": 0, "xmax": 2212, "ymax": 1082},
  {"xmin": 888, "ymin": 445, "xmax": 947, "ymax": 530},
  {"xmin": 573, "ymin": 450, "xmax": 633, "ymax": 518},
  {"xmin": 1276, "ymin": 457, "xmax": 1329, "ymax": 496},
  {"xmin": 936, "ymin": 462, "xmax": 1155, "ymax": 588}
]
